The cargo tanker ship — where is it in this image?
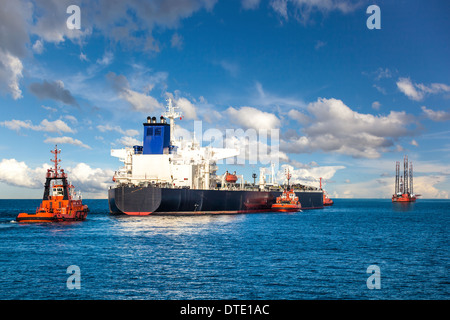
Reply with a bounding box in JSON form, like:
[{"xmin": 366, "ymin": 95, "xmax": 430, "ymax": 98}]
[{"xmin": 108, "ymin": 99, "xmax": 323, "ymax": 215}]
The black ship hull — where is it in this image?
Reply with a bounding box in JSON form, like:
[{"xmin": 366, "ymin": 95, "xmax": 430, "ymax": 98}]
[{"xmin": 108, "ymin": 186, "xmax": 323, "ymax": 215}]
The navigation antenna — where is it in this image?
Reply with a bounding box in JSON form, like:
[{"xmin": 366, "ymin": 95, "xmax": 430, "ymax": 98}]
[
  {"xmin": 163, "ymin": 98, "xmax": 182, "ymax": 146},
  {"xmin": 286, "ymin": 168, "xmax": 291, "ymax": 190},
  {"xmin": 50, "ymin": 145, "xmax": 61, "ymax": 177}
]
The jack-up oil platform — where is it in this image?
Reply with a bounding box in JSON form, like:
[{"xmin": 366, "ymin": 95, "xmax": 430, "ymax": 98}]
[{"xmin": 392, "ymin": 155, "xmax": 420, "ymax": 202}]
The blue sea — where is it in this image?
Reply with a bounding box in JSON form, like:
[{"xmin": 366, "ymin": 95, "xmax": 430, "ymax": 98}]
[{"xmin": 0, "ymin": 199, "xmax": 448, "ymax": 300}]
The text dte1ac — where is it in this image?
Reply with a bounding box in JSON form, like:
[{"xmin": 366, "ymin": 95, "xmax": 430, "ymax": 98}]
[{"xmin": 180, "ymin": 304, "xmax": 270, "ymax": 317}]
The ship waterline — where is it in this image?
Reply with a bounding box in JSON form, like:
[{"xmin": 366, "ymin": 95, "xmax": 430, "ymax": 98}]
[{"xmin": 109, "ymin": 186, "xmax": 323, "ymax": 215}]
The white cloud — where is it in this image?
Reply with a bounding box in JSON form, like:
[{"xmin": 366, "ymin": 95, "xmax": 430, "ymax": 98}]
[
  {"xmin": 373, "ymin": 67, "xmax": 392, "ymax": 80},
  {"xmin": 171, "ymin": 33, "xmax": 183, "ymax": 50},
  {"xmin": 175, "ymin": 97, "xmax": 198, "ymax": 120},
  {"xmin": 271, "ymin": 0, "xmax": 288, "ymax": 20},
  {"xmin": 334, "ymin": 175, "xmax": 449, "ymax": 199},
  {"xmin": 270, "ymin": 0, "xmax": 360, "ymax": 22},
  {"xmin": 314, "ymin": 40, "xmax": 326, "ymax": 50},
  {"xmin": 106, "ymin": 71, "xmax": 164, "ymax": 113},
  {"xmin": 276, "ymin": 164, "xmax": 345, "ymax": 187},
  {"xmin": 116, "ymin": 136, "xmax": 142, "ymax": 147},
  {"xmin": 0, "ymin": 158, "xmax": 114, "ymax": 198},
  {"xmin": 397, "ymin": 77, "xmax": 450, "ymax": 101},
  {"xmin": 39, "ymin": 119, "xmax": 76, "ymax": 133},
  {"xmin": 226, "ymin": 106, "xmax": 281, "ymax": 130},
  {"xmin": 121, "ymin": 88, "xmax": 162, "ymax": 113},
  {"xmin": 224, "ymin": 132, "xmax": 288, "ymax": 166},
  {"xmin": 97, "ymin": 124, "xmax": 139, "ymax": 136},
  {"xmin": 421, "ymin": 106, "xmax": 450, "ymax": 122},
  {"xmin": 371, "ymin": 101, "xmax": 381, "ymax": 110},
  {"xmin": 44, "ymin": 136, "xmax": 91, "ymax": 149},
  {"xmin": 1, "ymin": 119, "xmax": 75, "ymax": 134},
  {"xmin": 32, "ymin": 39, "xmax": 44, "ymax": 54},
  {"xmin": 68, "ymin": 163, "xmax": 114, "ymax": 197},
  {"xmin": 254, "ymin": 82, "xmax": 306, "ymax": 109},
  {"xmin": 396, "ymin": 77, "xmax": 423, "ymax": 101},
  {"xmin": 282, "ymin": 98, "xmax": 417, "ymax": 158},
  {"xmin": 96, "ymin": 51, "xmax": 114, "ymax": 66},
  {"xmin": 242, "ymin": 0, "xmax": 261, "ymax": 10},
  {"xmin": 218, "ymin": 60, "xmax": 239, "ymax": 77},
  {"xmin": 288, "ymin": 109, "xmax": 310, "ymax": 125},
  {"xmin": 0, "ymin": 49, "xmax": 24, "ymax": 100},
  {"xmin": 64, "ymin": 115, "xmax": 78, "ymax": 124},
  {"xmin": 0, "ymin": 159, "xmax": 48, "ymax": 188},
  {"xmin": 79, "ymin": 52, "xmax": 88, "ymax": 61},
  {"xmin": 30, "ymin": 0, "xmax": 91, "ymax": 44}
]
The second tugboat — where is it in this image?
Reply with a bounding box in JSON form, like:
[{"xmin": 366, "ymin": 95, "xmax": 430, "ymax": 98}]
[
  {"xmin": 320, "ymin": 178, "xmax": 334, "ymax": 206},
  {"xmin": 16, "ymin": 146, "xmax": 89, "ymax": 223},
  {"xmin": 271, "ymin": 169, "xmax": 301, "ymax": 212}
]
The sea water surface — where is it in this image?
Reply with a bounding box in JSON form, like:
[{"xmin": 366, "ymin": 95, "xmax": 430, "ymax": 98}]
[{"xmin": 0, "ymin": 199, "xmax": 448, "ymax": 300}]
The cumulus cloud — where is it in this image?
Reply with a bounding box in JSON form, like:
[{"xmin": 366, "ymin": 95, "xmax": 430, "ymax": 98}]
[
  {"xmin": 0, "ymin": 158, "xmax": 113, "ymax": 197},
  {"xmin": 30, "ymin": 0, "xmax": 91, "ymax": 44},
  {"xmin": 276, "ymin": 163, "xmax": 345, "ymax": 186},
  {"xmin": 0, "ymin": 49, "xmax": 24, "ymax": 99},
  {"xmin": 28, "ymin": 80, "xmax": 79, "ymax": 106},
  {"xmin": 0, "ymin": 0, "xmax": 218, "ymax": 100},
  {"xmin": 116, "ymin": 136, "xmax": 142, "ymax": 147},
  {"xmin": 66, "ymin": 0, "xmax": 216, "ymax": 51},
  {"xmin": 174, "ymin": 97, "xmax": 198, "ymax": 120},
  {"xmin": 106, "ymin": 72, "xmax": 164, "ymax": 113},
  {"xmin": 97, "ymin": 124, "xmax": 139, "ymax": 137},
  {"xmin": 335, "ymin": 175, "xmax": 449, "ymax": 199},
  {"xmin": 68, "ymin": 163, "xmax": 114, "ymax": 197},
  {"xmin": 32, "ymin": 39, "xmax": 44, "ymax": 54},
  {"xmin": 224, "ymin": 131, "xmax": 288, "ymax": 166},
  {"xmin": 282, "ymin": 98, "xmax": 417, "ymax": 158},
  {"xmin": 0, "ymin": 159, "xmax": 48, "ymax": 188},
  {"xmin": 1, "ymin": 118, "xmax": 75, "ymax": 134},
  {"xmin": 288, "ymin": 109, "xmax": 310, "ymax": 125},
  {"xmin": 397, "ymin": 77, "xmax": 450, "ymax": 101},
  {"xmin": 44, "ymin": 136, "xmax": 91, "ymax": 149},
  {"xmin": 226, "ymin": 106, "xmax": 281, "ymax": 130},
  {"xmin": 421, "ymin": 106, "xmax": 450, "ymax": 122}
]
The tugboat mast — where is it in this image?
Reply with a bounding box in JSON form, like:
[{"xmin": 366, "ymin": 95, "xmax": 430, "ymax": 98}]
[{"xmin": 50, "ymin": 145, "xmax": 61, "ymax": 178}]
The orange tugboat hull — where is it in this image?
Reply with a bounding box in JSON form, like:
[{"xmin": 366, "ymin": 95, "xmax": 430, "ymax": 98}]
[{"xmin": 16, "ymin": 206, "xmax": 89, "ymax": 223}]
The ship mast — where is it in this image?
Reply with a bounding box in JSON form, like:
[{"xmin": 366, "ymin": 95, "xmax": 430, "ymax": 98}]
[
  {"xmin": 50, "ymin": 145, "xmax": 62, "ymax": 178},
  {"xmin": 163, "ymin": 98, "xmax": 181, "ymax": 146},
  {"xmin": 286, "ymin": 168, "xmax": 291, "ymax": 190}
]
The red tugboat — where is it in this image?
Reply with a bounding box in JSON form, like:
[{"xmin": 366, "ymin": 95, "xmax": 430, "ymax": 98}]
[
  {"xmin": 271, "ymin": 169, "xmax": 301, "ymax": 212},
  {"xmin": 16, "ymin": 145, "xmax": 89, "ymax": 223},
  {"xmin": 392, "ymin": 155, "xmax": 420, "ymax": 203},
  {"xmin": 319, "ymin": 178, "xmax": 334, "ymax": 206}
]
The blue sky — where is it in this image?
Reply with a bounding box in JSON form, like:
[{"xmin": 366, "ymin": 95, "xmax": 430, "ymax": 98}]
[{"xmin": 0, "ymin": 0, "xmax": 449, "ymax": 198}]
